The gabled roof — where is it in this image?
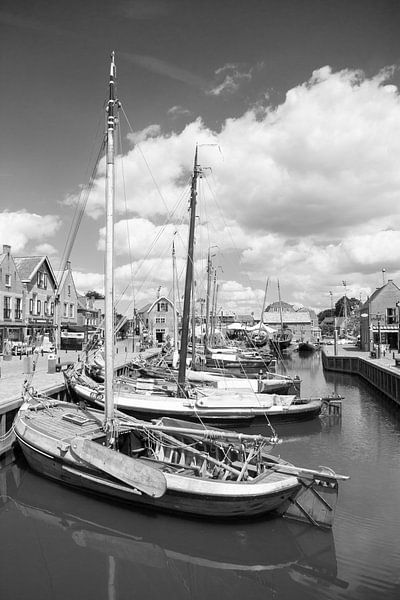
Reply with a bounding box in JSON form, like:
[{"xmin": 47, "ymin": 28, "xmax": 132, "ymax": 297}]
[
  {"xmin": 138, "ymin": 296, "xmax": 179, "ymax": 315},
  {"xmin": 14, "ymin": 256, "xmax": 57, "ymax": 287},
  {"xmin": 360, "ymin": 280, "xmax": 400, "ymax": 310},
  {"xmin": 54, "ymin": 267, "xmax": 78, "ymax": 297}
]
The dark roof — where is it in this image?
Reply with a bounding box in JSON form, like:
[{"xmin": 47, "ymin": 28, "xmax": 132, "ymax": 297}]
[{"xmin": 14, "ymin": 256, "xmax": 57, "ymax": 286}]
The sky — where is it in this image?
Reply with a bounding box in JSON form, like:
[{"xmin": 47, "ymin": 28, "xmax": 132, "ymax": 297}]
[{"xmin": 1, "ymin": 0, "xmax": 400, "ymax": 317}]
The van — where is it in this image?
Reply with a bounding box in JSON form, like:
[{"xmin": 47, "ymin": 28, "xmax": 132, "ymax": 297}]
[{"xmin": 36, "ymin": 335, "xmax": 55, "ymax": 353}]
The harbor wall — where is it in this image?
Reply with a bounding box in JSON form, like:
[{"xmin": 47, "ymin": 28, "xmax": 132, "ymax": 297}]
[{"xmin": 322, "ymin": 350, "xmax": 400, "ymax": 407}]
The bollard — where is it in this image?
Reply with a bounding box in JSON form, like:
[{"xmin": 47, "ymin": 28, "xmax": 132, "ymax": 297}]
[
  {"xmin": 47, "ymin": 354, "xmax": 56, "ymax": 374},
  {"xmin": 23, "ymin": 355, "xmax": 33, "ymax": 374}
]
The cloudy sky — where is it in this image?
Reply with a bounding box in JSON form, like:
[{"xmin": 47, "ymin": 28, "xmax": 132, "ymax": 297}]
[{"xmin": 1, "ymin": 0, "xmax": 400, "ymax": 316}]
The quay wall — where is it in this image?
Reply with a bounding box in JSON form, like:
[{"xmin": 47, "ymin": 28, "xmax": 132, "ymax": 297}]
[{"xmin": 322, "ymin": 349, "xmax": 400, "ymax": 407}]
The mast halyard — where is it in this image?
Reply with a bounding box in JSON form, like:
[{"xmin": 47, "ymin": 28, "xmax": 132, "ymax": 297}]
[
  {"xmin": 104, "ymin": 52, "xmax": 118, "ymax": 441},
  {"xmin": 177, "ymin": 145, "xmax": 200, "ymax": 396},
  {"xmin": 204, "ymin": 248, "xmax": 212, "ymax": 350},
  {"xmin": 277, "ymin": 279, "xmax": 284, "ymax": 334}
]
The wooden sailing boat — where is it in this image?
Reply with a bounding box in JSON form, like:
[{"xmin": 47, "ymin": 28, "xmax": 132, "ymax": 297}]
[{"xmin": 14, "ymin": 53, "xmax": 348, "ymax": 524}]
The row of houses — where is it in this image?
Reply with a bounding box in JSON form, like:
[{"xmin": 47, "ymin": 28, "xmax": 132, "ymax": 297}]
[
  {"xmin": 135, "ymin": 297, "xmax": 322, "ymax": 347},
  {"xmin": 0, "ymin": 244, "xmax": 103, "ymax": 351}
]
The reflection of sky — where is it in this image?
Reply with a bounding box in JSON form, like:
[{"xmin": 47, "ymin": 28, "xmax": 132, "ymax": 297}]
[{"xmin": 0, "ymin": 463, "xmax": 343, "ymax": 600}]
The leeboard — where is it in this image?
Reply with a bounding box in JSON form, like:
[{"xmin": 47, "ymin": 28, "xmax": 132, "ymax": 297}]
[{"xmin": 70, "ymin": 437, "xmax": 167, "ymax": 498}]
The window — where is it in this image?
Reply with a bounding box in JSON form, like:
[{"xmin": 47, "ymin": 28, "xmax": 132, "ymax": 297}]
[
  {"xmin": 63, "ymin": 303, "xmax": 68, "ymax": 317},
  {"xmin": 15, "ymin": 298, "xmax": 22, "ymax": 320},
  {"xmin": 29, "ymin": 299, "xmax": 33, "ymax": 314},
  {"xmin": 36, "ymin": 300, "xmax": 41, "ymax": 315},
  {"xmin": 50, "ymin": 302, "xmax": 54, "ymax": 316},
  {"xmin": 157, "ymin": 301, "xmax": 168, "ymax": 312},
  {"xmin": 68, "ymin": 285, "xmax": 71, "ymax": 297},
  {"xmin": 5, "ymin": 273, "xmax": 11, "ymax": 287},
  {"xmin": 3, "ymin": 296, "xmax": 11, "ymax": 319},
  {"xmin": 69, "ymin": 304, "xmax": 74, "ymax": 318},
  {"xmin": 37, "ymin": 271, "xmax": 47, "ymax": 289},
  {"xmin": 155, "ymin": 317, "xmax": 166, "ymax": 324},
  {"xmin": 44, "ymin": 301, "xmax": 48, "ymax": 316},
  {"xmin": 387, "ymin": 307, "xmax": 396, "ymax": 325}
]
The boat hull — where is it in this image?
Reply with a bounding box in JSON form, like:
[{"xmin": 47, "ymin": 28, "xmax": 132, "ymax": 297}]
[
  {"xmin": 15, "ymin": 432, "xmax": 300, "ymax": 520},
  {"xmin": 69, "ymin": 378, "xmax": 322, "ymax": 425}
]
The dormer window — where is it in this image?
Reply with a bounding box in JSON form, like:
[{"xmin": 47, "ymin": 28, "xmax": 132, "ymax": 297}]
[
  {"xmin": 157, "ymin": 301, "xmax": 168, "ymax": 312},
  {"xmin": 5, "ymin": 274, "xmax": 11, "ymax": 287},
  {"xmin": 37, "ymin": 271, "xmax": 48, "ymax": 289}
]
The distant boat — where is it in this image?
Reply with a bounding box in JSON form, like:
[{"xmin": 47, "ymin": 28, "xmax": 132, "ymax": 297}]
[
  {"xmin": 298, "ymin": 340, "xmax": 320, "ymax": 353},
  {"xmin": 268, "ymin": 280, "xmax": 293, "ymax": 354}
]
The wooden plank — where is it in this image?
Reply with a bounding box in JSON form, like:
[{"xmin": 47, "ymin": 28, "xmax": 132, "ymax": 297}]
[{"xmin": 70, "ymin": 437, "xmax": 167, "ymax": 498}]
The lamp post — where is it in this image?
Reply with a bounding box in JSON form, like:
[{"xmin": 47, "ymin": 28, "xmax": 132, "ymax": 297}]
[{"xmin": 376, "ymin": 313, "xmax": 382, "ymax": 358}]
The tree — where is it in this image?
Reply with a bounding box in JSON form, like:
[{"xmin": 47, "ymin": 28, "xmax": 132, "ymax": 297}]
[
  {"xmin": 335, "ymin": 296, "xmax": 360, "ymax": 318},
  {"xmin": 318, "ymin": 308, "xmax": 333, "ymax": 324},
  {"xmin": 85, "ymin": 290, "xmax": 105, "ymax": 299}
]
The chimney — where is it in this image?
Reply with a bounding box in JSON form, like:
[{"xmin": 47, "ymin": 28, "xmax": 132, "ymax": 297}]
[{"xmin": 2, "ymin": 244, "xmax": 11, "ymax": 254}]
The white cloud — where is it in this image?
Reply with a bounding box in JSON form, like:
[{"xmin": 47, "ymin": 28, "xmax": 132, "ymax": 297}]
[
  {"xmin": 0, "ymin": 211, "xmax": 61, "ymax": 253},
  {"xmin": 70, "ymin": 65, "xmax": 400, "ymax": 312},
  {"xmin": 207, "ymin": 63, "xmax": 252, "ymax": 96},
  {"xmin": 167, "ymin": 105, "xmax": 191, "ymax": 118},
  {"xmin": 34, "ymin": 243, "xmax": 58, "ymax": 255},
  {"xmin": 73, "ymin": 271, "xmax": 105, "ymax": 296}
]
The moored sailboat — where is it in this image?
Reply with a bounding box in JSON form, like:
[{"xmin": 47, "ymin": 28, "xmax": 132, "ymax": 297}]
[
  {"xmin": 65, "ymin": 143, "xmax": 326, "ymax": 423},
  {"xmin": 14, "ymin": 53, "xmax": 347, "ymax": 526}
]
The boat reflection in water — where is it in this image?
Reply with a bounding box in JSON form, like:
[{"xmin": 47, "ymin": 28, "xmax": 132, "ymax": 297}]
[{"xmin": 1, "ymin": 459, "xmax": 348, "ymax": 600}]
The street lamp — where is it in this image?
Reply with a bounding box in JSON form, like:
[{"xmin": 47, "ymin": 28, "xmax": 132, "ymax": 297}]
[{"xmin": 376, "ymin": 313, "xmax": 382, "ymax": 358}]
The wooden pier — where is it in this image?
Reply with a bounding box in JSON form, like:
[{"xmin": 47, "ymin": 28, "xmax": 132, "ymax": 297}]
[{"xmin": 322, "ymin": 345, "xmax": 400, "ymax": 406}]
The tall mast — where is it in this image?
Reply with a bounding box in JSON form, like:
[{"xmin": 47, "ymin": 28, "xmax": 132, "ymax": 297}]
[
  {"xmin": 177, "ymin": 146, "xmax": 200, "ymax": 396},
  {"xmin": 172, "ymin": 237, "xmax": 179, "ymax": 367},
  {"xmin": 191, "ymin": 277, "xmax": 196, "ymax": 367},
  {"xmin": 104, "ymin": 52, "xmax": 117, "ymax": 437}
]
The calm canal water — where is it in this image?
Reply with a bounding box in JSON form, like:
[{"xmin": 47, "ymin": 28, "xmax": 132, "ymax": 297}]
[{"xmin": 1, "ymin": 350, "xmax": 400, "ymax": 599}]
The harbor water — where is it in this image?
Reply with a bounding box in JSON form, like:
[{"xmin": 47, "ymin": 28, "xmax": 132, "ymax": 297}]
[{"xmin": 1, "ymin": 350, "xmax": 400, "ymax": 599}]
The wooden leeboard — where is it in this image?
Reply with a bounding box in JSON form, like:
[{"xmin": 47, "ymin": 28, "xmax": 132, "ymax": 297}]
[
  {"xmin": 70, "ymin": 437, "xmax": 167, "ymax": 498},
  {"xmin": 283, "ymin": 478, "xmax": 338, "ymax": 528}
]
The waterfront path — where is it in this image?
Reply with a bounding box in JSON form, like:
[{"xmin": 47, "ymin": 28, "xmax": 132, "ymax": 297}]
[
  {"xmin": 0, "ymin": 340, "xmax": 139, "ymax": 407},
  {"xmin": 322, "ymin": 342, "xmax": 399, "ymax": 368},
  {"xmin": 322, "ymin": 342, "xmax": 400, "ymax": 407}
]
